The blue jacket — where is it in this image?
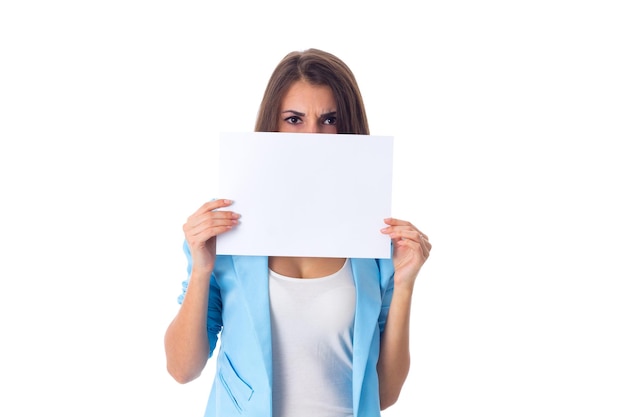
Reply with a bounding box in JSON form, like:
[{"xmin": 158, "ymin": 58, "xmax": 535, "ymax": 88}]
[{"xmin": 179, "ymin": 242, "xmax": 396, "ymax": 417}]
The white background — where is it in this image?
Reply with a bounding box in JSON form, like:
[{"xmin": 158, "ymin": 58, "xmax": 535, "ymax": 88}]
[{"xmin": 1, "ymin": 1, "xmax": 624, "ymax": 416}]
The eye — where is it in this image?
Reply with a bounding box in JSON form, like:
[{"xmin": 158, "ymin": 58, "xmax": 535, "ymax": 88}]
[
  {"xmin": 284, "ymin": 115, "xmax": 302, "ymax": 124},
  {"xmin": 322, "ymin": 116, "xmax": 337, "ymax": 125}
]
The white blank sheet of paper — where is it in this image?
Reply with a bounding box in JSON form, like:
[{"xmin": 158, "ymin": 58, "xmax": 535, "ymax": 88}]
[{"xmin": 216, "ymin": 132, "xmax": 394, "ymax": 259}]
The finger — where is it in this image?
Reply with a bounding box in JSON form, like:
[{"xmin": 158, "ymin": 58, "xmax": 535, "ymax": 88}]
[
  {"xmin": 185, "ymin": 215, "xmax": 234, "ymax": 232},
  {"xmin": 395, "ymin": 236, "xmax": 431, "ymax": 261},
  {"xmin": 193, "ymin": 199, "xmax": 234, "ymax": 216},
  {"xmin": 390, "ymin": 226, "xmax": 430, "ymax": 250},
  {"xmin": 382, "ymin": 219, "xmax": 425, "ymax": 236},
  {"xmin": 193, "ymin": 210, "xmax": 240, "ymax": 225},
  {"xmin": 188, "ymin": 224, "xmax": 234, "ymax": 242},
  {"xmin": 387, "ymin": 228, "xmax": 420, "ymax": 243},
  {"xmin": 390, "ymin": 222, "xmax": 429, "ymax": 242},
  {"xmin": 185, "ymin": 221, "xmax": 238, "ymax": 250},
  {"xmin": 415, "ymin": 230, "xmax": 431, "ymax": 250},
  {"xmin": 184, "ymin": 212, "xmax": 240, "ymax": 238},
  {"xmin": 186, "ymin": 214, "xmax": 239, "ymax": 233},
  {"xmin": 418, "ymin": 236, "xmax": 432, "ymax": 259},
  {"xmin": 188, "ymin": 204, "xmax": 240, "ymax": 228},
  {"xmin": 384, "ymin": 218, "xmax": 415, "ymax": 228}
]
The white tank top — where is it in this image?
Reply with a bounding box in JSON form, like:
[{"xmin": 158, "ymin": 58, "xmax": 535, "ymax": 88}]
[{"xmin": 269, "ymin": 259, "xmax": 356, "ymax": 417}]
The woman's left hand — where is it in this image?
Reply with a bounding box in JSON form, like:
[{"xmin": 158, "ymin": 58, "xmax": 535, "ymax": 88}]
[{"xmin": 381, "ymin": 218, "xmax": 431, "ymax": 289}]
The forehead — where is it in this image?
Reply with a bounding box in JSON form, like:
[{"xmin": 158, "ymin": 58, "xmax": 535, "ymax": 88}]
[{"xmin": 281, "ymin": 80, "xmax": 336, "ymax": 107}]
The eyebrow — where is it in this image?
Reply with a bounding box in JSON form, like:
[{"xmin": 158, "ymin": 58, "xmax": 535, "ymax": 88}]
[
  {"xmin": 282, "ymin": 110, "xmax": 305, "ymax": 117},
  {"xmin": 281, "ymin": 110, "xmax": 337, "ymax": 118}
]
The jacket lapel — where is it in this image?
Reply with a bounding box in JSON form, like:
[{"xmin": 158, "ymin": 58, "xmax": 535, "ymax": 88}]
[
  {"xmin": 230, "ymin": 255, "xmax": 273, "ymax": 383},
  {"xmin": 350, "ymin": 258, "xmax": 383, "ymax": 416}
]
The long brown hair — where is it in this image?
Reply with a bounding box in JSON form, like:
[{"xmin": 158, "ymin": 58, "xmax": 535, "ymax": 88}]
[{"xmin": 254, "ymin": 49, "xmax": 370, "ymax": 135}]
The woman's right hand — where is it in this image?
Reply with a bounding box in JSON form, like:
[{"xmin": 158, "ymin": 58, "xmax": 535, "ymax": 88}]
[{"xmin": 182, "ymin": 199, "xmax": 240, "ymax": 274}]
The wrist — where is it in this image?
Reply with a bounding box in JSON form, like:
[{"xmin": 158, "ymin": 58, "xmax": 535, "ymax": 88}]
[
  {"xmin": 392, "ymin": 281, "xmax": 414, "ymax": 300},
  {"xmin": 190, "ymin": 265, "xmax": 213, "ymax": 282}
]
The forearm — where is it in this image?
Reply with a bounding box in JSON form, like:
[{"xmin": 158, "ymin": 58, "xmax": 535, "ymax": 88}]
[
  {"xmin": 377, "ymin": 284, "xmax": 413, "ymax": 409},
  {"xmin": 164, "ymin": 268, "xmax": 212, "ymax": 383}
]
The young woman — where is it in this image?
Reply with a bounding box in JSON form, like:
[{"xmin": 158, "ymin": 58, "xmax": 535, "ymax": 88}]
[{"xmin": 164, "ymin": 48, "xmax": 432, "ymax": 417}]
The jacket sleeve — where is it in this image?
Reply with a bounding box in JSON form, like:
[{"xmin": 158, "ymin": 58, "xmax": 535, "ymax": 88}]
[
  {"xmin": 376, "ymin": 256, "xmax": 395, "ymax": 334},
  {"xmin": 178, "ymin": 240, "xmax": 223, "ymax": 358}
]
